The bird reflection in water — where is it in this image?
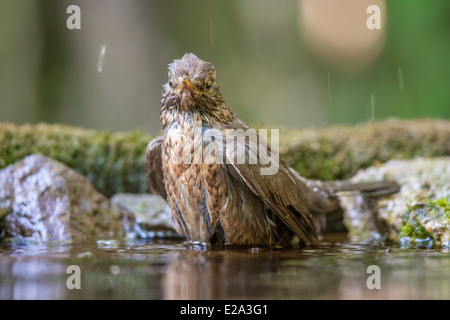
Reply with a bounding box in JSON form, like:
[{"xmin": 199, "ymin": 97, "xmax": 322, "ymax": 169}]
[{"xmin": 161, "ymin": 244, "xmax": 341, "ymax": 300}]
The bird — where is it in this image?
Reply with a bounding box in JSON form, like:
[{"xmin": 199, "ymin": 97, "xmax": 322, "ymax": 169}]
[{"xmin": 145, "ymin": 53, "xmax": 398, "ymax": 246}]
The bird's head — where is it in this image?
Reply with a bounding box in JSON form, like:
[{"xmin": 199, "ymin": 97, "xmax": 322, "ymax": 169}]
[{"xmin": 162, "ymin": 53, "xmax": 228, "ymax": 117}]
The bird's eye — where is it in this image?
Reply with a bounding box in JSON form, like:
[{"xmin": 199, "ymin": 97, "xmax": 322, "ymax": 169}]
[{"xmin": 205, "ymin": 81, "xmax": 212, "ymax": 90}]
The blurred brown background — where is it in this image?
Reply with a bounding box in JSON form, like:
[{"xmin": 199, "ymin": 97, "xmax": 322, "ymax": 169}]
[{"xmin": 0, "ymin": 0, "xmax": 449, "ymax": 134}]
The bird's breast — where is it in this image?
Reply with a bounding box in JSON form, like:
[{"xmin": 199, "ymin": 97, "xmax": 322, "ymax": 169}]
[{"xmin": 162, "ymin": 117, "xmax": 229, "ymax": 243}]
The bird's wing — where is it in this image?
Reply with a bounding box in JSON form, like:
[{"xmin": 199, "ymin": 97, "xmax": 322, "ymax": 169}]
[
  {"xmin": 145, "ymin": 136, "xmax": 167, "ymax": 200},
  {"xmin": 218, "ymin": 120, "xmax": 318, "ymax": 244}
]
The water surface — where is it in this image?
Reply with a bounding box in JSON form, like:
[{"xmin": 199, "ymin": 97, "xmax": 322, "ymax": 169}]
[{"xmin": 1, "ymin": 238, "xmax": 449, "ymax": 299}]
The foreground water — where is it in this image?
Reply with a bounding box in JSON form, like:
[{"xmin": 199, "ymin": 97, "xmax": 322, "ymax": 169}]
[{"xmin": 1, "ymin": 237, "xmax": 450, "ymax": 300}]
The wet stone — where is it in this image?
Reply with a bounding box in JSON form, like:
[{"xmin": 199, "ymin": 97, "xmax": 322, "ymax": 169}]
[
  {"xmin": 344, "ymin": 157, "xmax": 450, "ymax": 246},
  {"xmin": 110, "ymin": 193, "xmax": 180, "ymax": 239},
  {"xmin": 0, "ymin": 154, "xmax": 130, "ymax": 243}
]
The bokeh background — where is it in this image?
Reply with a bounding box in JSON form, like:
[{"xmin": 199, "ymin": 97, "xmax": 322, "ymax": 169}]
[{"xmin": 0, "ymin": 0, "xmax": 449, "ymax": 134}]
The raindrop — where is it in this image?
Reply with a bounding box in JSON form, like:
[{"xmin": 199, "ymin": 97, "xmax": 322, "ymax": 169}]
[
  {"xmin": 97, "ymin": 43, "xmax": 107, "ymax": 73},
  {"xmin": 181, "ymin": 176, "xmax": 188, "ymax": 185},
  {"xmin": 398, "ymin": 66, "xmax": 404, "ymax": 92},
  {"xmin": 370, "ymin": 93, "xmax": 375, "ymax": 121},
  {"xmin": 328, "ymin": 72, "xmax": 331, "ymax": 103},
  {"xmin": 210, "ymin": 18, "xmax": 214, "ymax": 47}
]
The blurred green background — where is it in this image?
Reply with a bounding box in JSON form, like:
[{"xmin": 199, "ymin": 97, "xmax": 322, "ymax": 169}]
[{"xmin": 0, "ymin": 0, "xmax": 449, "ymax": 134}]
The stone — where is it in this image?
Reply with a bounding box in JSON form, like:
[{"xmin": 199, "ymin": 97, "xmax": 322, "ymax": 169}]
[
  {"xmin": 0, "ymin": 154, "xmax": 129, "ymax": 242},
  {"xmin": 110, "ymin": 193, "xmax": 180, "ymax": 239},
  {"xmin": 1, "ymin": 119, "xmax": 449, "ymax": 197},
  {"xmin": 343, "ymin": 157, "xmax": 450, "ymax": 246}
]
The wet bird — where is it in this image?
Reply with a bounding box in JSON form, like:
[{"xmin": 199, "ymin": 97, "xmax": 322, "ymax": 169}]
[{"xmin": 146, "ymin": 53, "xmax": 398, "ymax": 246}]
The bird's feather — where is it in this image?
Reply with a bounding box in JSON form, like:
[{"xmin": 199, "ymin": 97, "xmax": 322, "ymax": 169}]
[
  {"xmin": 145, "ymin": 136, "xmax": 167, "ymax": 200},
  {"xmin": 217, "ymin": 119, "xmax": 318, "ymax": 245}
]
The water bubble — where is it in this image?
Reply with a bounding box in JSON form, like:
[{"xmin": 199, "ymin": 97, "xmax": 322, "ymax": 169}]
[
  {"xmin": 77, "ymin": 251, "xmax": 92, "ymax": 258},
  {"xmin": 110, "ymin": 265, "xmax": 120, "ymax": 275},
  {"xmin": 96, "ymin": 239, "xmax": 118, "ymax": 248},
  {"xmin": 250, "ymin": 247, "xmax": 260, "ymax": 253}
]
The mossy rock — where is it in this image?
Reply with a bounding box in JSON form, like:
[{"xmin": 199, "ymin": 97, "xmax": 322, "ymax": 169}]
[
  {"xmin": 1, "ymin": 118, "xmax": 449, "ymax": 197},
  {"xmin": 347, "ymin": 157, "xmax": 450, "ymax": 247},
  {"xmin": 399, "ymin": 197, "xmax": 450, "ymax": 247},
  {"xmin": 0, "ymin": 122, "xmax": 153, "ymax": 197}
]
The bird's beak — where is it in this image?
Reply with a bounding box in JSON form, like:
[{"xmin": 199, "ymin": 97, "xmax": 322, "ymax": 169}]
[{"xmin": 176, "ymin": 78, "xmax": 200, "ymax": 95}]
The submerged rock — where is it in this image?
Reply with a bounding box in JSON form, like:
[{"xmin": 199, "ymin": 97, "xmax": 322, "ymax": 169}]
[
  {"xmin": 344, "ymin": 157, "xmax": 450, "ymax": 247},
  {"xmin": 0, "ymin": 154, "xmax": 130, "ymax": 243}
]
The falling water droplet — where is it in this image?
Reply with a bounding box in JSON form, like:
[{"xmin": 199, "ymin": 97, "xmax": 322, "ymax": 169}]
[
  {"xmin": 398, "ymin": 66, "xmax": 404, "ymax": 92},
  {"xmin": 370, "ymin": 93, "xmax": 375, "ymax": 121},
  {"xmin": 181, "ymin": 176, "xmax": 188, "ymax": 185},
  {"xmin": 164, "ymin": 155, "xmax": 169, "ymax": 163},
  {"xmin": 192, "ymin": 172, "xmax": 197, "ymax": 179},
  {"xmin": 328, "ymin": 72, "xmax": 331, "ymax": 103},
  {"xmin": 97, "ymin": 43, "xmax": 107, "ymax": 73},
  {"xmin": 210, "ymin": 18, "xmax": 214, "ymax": 47}
]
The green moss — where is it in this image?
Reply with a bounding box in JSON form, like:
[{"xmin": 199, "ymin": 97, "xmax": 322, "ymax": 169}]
[
  {"xmin": 399, "ymin": 197, "xmax": 450, "ymax": 242},
  {"xmin": 400, "ymin": 219, "xmax": 432, "ymax": 240},
  {"xmin": 281, "ymin": 118, "xmax": 450, "ymax": 181},
  {"xmin": 0, "ymin": 208, "xmax": 8, "ymax": 221},
  {"xmin": 1, "ymin": 118, "xmax": 449, "ymax": 196},
  {"xmin": 430, "ymin": 197, "xmax": 450, "ymax": 220},
  {"xmin": 0, "ymin": 123, "xmax": 154, "ymax": 197},
  {"xmin": 0, "ymin": 208, "xmax": 8, "ymax": 236}
]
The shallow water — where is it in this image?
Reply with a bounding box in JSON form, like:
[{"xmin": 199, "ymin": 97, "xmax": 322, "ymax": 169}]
[{"xmin": 1, "ymin": 237, "xmax": 450, "ymax": 300}]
